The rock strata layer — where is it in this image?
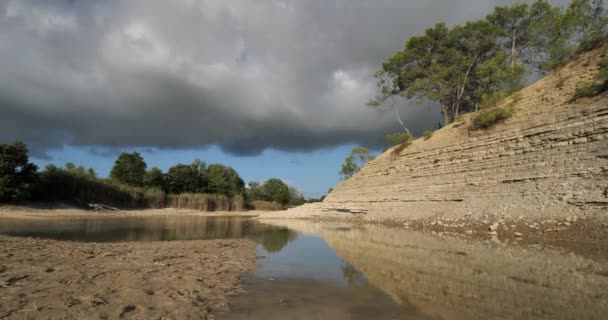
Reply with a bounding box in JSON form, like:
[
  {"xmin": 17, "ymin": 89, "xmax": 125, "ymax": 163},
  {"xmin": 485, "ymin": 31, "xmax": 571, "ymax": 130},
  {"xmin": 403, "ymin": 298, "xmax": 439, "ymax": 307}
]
[{"xmin": 285, "ymin": 44, "xmax": 608, "ymax": 222}]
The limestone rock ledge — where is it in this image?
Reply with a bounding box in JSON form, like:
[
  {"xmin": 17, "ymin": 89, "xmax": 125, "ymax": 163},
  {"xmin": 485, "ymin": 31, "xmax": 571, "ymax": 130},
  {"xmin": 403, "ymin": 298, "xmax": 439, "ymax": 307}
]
[{"xmin": 288, "ymin": 44, "xmax": 608, "ymax": 221}]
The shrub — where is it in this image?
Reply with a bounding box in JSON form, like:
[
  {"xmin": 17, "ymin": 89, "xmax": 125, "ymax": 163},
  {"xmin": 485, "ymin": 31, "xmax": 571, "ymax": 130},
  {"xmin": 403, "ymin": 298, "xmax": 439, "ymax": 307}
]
[
  {"xmin": 570, "ymin": 57, "xmax": 608, "ymax": 101},
  {"xmin": 386, "ymin": 132, "xmax": 413, "ymax": 146},
  {"xmin": 571, "ymin": 81, "xmax": 603, "ymax": 100},
  {"xmin": 479, "ymin": 91, "xmax": 508, "ymax": 110},
  {"xmin": 454, "ymin": 114, "xmax": 466, "ymax": 123},
  {"xmin": 423, "ymin": 130, "xmax": 434, "ymax": 140},
  {"xmin": 167, "ymin": 193, "xmax": 244, "ymax": 212},
  {"xmin": 471, "ymin": 107, "xmax": 514, "ymax": 130},
  {"xmin": 34, "ymin": 165, "xmax": 166, "ymax": 209}
]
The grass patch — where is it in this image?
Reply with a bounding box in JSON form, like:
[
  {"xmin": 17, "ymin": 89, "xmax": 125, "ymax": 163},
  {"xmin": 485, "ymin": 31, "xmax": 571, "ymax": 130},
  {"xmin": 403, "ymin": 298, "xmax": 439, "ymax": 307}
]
[
  {"xmin": 570, "ymin": 57, "xmax": 608, "ymax": 101},
  {"xmin": 454, "ymin": 114, "xmax": 466, "ymax": 124},
  {"xmin": 471, "ymin": 107, "xmax": 514, "ymax": 130},
  {"xmin": 423, "ymin": 130, "xmax": 434, "ymax": 140},
  {"xmin": 249, "ymin": 200, "xmax": 285, "ymax": 211},
  {"xmin": 386, "ymin": 132, "xmax": 413, "ymax": 146}
]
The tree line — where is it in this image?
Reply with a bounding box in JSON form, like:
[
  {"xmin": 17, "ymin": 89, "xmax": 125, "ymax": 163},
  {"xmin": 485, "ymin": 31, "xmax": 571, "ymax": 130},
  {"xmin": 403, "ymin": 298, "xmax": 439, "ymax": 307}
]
[
  {"xmin": 369, "ymin": 0, "xmax": 608, "ymax": 125},
  {"xmin": 339, "ymin": 0, "xmax": 608, "ymax": 181},
  {"xmin": 0, "ymin": 141, "xmax": 305, "ymax": 210}
]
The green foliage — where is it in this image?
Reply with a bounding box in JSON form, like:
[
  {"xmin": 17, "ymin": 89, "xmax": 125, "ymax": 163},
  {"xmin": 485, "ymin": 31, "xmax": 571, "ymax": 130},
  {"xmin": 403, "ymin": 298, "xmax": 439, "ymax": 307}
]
[
  {"xmin": 598, "ymin": 57, "xmax": 608, "ymax": 82},
  {"xmin": 34, "ymin": 165, "xmax": 165, "ymax": 208},
  {"xmin": 165, "ymin": 163, "xmax": 203, "ymax": 194},
  {"xmin": 571, "ymin": 57, "xmax": 608, "ymax": 100},
  {"xmin": 204, "ymin": 164, "xmax": 245, "ymax": 196},
  {"xmin": 479, "ymin": 91, "xmax": 508, "ymax": 110},
  {"xmin": 288, "ymin": 187, "xmax": 306, "ymax": 206},
  {"xmin": 571, "ymin": 80, "xmax": 607, "ymax": 100},
  {"xmin": 370, "ymin": 0, "xmax": 607, "ymax": 124},
  {"xmin": 564, "ymin": 0, "xmax": 608, "ymax": 51},
  {"xmin": 0, "ymin": 141, "xmax": 38, "ymax": 202},
  {"xmin": 144, "ymin": 167, "xmax": 166, "ymax": 191},
  {"xmin": 261, "ymin": 178, "xmax": 291, "ymax": 205},
  {"xmin": 339, "ymin": 147, "xmax": 374, "ymax": 180},
  {"xmin": 471, "ymin": 107, "xmax": 514, "ymax": 130},
  {"xmin": 109, "ymin": 152, "xmax": 147, "ymax": 187},
  {"xmin": 423, "ymin": 131, "xmax": 434, "ymax": 140},
  {"xmin": 386, "ymin": 132, "xmax": 413, "ymax": 146}
]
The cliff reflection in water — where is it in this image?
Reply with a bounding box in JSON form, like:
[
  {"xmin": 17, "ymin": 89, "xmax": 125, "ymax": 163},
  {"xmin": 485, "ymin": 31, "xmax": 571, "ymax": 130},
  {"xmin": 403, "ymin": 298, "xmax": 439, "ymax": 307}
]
[
  {"xmin": 259, "ymin": 219, "xmax": 608, "ymax": 320},
  {"xmin": 0, "ymin": 216, "xmax": 297, "ymax": 252}
]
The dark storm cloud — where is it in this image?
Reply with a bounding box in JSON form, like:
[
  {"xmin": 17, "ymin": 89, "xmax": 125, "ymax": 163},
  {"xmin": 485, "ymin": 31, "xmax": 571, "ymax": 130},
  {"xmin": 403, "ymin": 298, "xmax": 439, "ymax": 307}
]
[{"xmin": 0, "ymin": 0, "xmax": 557, "ymax": 156}]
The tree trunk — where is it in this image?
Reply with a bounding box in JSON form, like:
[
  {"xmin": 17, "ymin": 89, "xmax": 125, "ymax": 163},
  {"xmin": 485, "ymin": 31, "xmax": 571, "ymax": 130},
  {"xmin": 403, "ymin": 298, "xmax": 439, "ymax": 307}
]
[
  {"xmin": 511, "ymin": 30, "xmax": 517, "ymax": 72},
  {"xmin": 393, "ymin": 106, "xmax": 411, "ymax": 136},
  {"xmin": 440, "ymin": 104, "xmax": 451, "ymax": 126}
]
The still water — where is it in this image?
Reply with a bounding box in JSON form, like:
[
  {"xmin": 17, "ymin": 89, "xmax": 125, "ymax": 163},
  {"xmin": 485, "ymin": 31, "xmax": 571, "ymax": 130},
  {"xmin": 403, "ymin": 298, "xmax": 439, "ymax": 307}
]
[{"xmin": 1, "ymin": 215, "xmax": 607, "ymax": 319}]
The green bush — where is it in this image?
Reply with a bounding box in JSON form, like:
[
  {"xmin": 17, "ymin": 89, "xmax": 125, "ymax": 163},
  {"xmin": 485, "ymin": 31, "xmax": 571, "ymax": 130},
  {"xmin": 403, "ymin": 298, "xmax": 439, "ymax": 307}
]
[
  {"xmin": 571, "ymin": 80, "xmax": 608, "ymax": 102},
  {"xmin": 571, "ymin": 57, "xmax": 608, "ymax": 101},
  {"xmin": 386, "ymin": 132, "xmax": 413, "ymax": 146},
  {"xmin": 423, "ymin": 130, "xmax": 434, "ymax": 140},
  {"xmin": 471, "ymin": 107, "xmax": 514, "ymax": 130},
  {"xmin": 479, "ymin": 91, "xmax": 508, "ymax": 110}
]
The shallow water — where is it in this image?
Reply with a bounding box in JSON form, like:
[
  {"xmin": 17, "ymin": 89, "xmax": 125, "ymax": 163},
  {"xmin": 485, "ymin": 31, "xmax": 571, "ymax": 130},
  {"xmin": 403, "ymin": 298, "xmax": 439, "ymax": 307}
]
[{"xmin": 1, "ymin": 215, "xmax": 607, "ymax": 319}]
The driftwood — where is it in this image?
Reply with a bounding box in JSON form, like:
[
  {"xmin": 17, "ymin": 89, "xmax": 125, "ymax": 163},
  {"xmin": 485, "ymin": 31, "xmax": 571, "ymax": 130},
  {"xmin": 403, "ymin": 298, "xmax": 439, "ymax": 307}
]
[{"xmin": 88, "ymin": 203, "xmax": 122, "ymax": 213}]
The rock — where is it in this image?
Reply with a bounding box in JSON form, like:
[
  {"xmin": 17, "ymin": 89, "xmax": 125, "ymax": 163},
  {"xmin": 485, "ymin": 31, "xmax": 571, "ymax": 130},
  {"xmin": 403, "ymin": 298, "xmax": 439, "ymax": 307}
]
[
  {"xmin": 488, "ymin": 231, "xmax": 498, "ymax": 236},
  {"xmin": 489, "ymin": 223, "xmax": 499, "ymax": 231},
  {"xmin": 65, "ymin": 297, "xmax": 82, "ymax": 308},
  {"xmin": 120, "ymin": 305, "xmax": 137, "ymax": 318},
  {"xmin": 430, "ymin": 221, "xmax": 437, "ymax": 226},
  {"xmin": 514, "ymin": 232, "xmax": 523, "ymax": 238},
  {"xmin": 465, "ymin": 230, "xmax": 473, "ymax": 235}
]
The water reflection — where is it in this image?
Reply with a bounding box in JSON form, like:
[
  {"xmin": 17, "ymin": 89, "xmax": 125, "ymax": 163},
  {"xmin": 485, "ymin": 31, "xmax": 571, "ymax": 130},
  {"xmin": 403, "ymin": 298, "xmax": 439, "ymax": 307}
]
[
  {"xmin": 259, "ymin": 219, "xmax": 608, "ymax": 320},
  {"xmin": 0, "ymin": 216, "xmax": 297, "ymax": 252}
]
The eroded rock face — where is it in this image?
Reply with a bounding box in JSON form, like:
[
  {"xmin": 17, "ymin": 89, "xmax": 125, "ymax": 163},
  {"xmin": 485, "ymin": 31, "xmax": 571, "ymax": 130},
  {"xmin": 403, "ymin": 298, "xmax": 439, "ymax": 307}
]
[{"xmin": 287, "ymin": 45, "xmax": 608, "ymax": 222}]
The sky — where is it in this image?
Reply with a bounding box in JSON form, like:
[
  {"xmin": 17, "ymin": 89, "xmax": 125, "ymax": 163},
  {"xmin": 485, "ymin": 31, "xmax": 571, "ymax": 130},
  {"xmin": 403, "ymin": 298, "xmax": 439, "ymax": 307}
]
[{"xmin": 0, "ymin": 0, "xmax": 569, "ymax": 198}]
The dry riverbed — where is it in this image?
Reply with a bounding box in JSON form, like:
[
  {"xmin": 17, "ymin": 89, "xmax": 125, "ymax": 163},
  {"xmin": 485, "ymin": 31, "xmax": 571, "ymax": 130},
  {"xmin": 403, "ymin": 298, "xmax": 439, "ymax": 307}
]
[{"xmin": 0, "ymin": 235, "xmax": 256, "ymax": 319}]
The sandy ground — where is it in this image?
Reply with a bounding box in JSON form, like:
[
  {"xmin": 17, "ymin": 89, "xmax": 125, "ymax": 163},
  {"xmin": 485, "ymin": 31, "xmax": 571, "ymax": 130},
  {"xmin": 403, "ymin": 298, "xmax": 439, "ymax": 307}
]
[{"xmin": 0, "ymin": 235, "xmax": 256, "ymax": 320}]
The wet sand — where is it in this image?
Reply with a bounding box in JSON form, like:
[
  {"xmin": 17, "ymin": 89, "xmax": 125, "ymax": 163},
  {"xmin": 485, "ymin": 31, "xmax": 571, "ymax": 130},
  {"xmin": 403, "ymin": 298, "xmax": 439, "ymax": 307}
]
[{"xmin": 0, "ymin": 235, "xmax": 256, "ymax": 320}]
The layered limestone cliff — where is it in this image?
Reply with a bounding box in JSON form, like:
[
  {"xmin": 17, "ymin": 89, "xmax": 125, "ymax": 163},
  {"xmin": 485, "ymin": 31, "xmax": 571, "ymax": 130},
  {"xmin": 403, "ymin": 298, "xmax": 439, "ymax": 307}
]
[{"xmin": 288, "ymin": 44, "xmax": 608, "ymax": 221}]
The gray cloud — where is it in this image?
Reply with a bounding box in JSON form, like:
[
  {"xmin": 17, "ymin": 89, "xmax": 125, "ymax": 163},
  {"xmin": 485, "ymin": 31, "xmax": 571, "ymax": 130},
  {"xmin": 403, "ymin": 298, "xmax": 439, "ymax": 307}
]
[{"xmin": 0, "ymin": 0, "xmax": 551, "ymax": 157}]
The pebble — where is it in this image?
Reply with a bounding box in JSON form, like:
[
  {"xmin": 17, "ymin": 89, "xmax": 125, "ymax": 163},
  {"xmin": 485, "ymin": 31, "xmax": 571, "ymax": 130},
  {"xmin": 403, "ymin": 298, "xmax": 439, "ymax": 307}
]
[
  {"xmin": 465, "ymin": 230, "xmax": 473, "ymax": 235},
  {"xmin": 514, "ymin": 232, "xmax": 523, "ymax": 238},
  {"xmin": 489, "ymin": 223, "xmax": 499, "ymax": 231}
]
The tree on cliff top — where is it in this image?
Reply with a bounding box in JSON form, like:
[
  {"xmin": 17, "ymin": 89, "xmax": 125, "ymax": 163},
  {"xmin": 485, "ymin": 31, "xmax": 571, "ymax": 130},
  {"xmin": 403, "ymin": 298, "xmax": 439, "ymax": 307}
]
[{"xmin": 339, "ymin": 147, "xmax": 374, "ymax": 180}]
